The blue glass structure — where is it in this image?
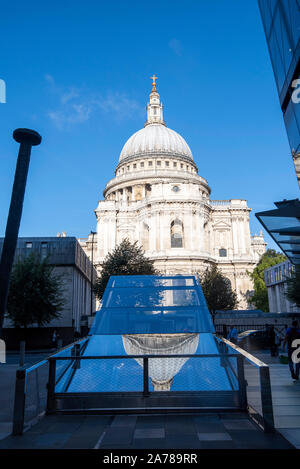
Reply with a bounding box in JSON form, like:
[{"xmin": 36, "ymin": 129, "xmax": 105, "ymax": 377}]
[
  {"xmin": 90, "ymin": 275, "xmax": 215, "ymax": 335},
  {"xmin": 258, "ymin": 1, "xmax": 300, "ymax": 160},
  {"xmin": 54, "ymin": 276, "xmax": 239, "ymax": 397}
]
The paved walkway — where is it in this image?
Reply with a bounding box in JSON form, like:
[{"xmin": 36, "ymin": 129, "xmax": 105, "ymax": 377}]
[
  {"xmin": 0, "ymin": 413, "xmax": 294, "ymax": 449},
  {"xmin": 247, "ymin": 351, "xmax": 300, "ymax": 449},
  {"xmin": 1, "ymin": 349, "xmax": 299, "ymax": 449}
]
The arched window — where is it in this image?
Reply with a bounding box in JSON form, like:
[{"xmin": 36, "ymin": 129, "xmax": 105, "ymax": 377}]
[
  {"xmin": 219, "ymin": 248, "xmax": 227, "ymax": 257},
  {"xmin": 145, "ymin": 184, "xmax": 151, "ymax": 197},
  {"xmin": 171, "ymin": 219, "xmax": 184, "ymax": 248},
  {"xmin": 126, "ymin": 186, "xmax": 132, "ymax": 202}
]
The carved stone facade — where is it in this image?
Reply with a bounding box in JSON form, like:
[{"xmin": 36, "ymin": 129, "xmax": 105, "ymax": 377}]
[{"xmin": 79, "ymin": 80, "xmax": 266, "ymax": 307}]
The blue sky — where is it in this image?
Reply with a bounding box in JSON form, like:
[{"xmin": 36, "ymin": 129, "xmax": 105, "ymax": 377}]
[{"xmin": 0, "ymin": 0, "xmax": 298, "ymax": 250}]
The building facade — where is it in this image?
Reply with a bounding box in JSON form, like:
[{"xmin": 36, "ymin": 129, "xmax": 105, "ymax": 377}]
[
  {"xmin": 0, "ymin": 237, "xmax": 97, "ymax": 348},
  {"xmin": 258, "ymin": 0, "xmax": 300, "ymax": 185},
  {"xmin": 265, "ymin": 259, "xmax": 300, "ymax": 313},
  {"xmin": 80, "ymin": 79, "xmax": 266, "ymax": 307}
]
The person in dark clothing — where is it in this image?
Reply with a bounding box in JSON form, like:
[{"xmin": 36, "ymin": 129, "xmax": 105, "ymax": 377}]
[
  {"xmin": 52, "ymin": 330, "xmax": 57, "ymax": 349},
  {"xmin": 283, "ymin": 320, "xmax": 300, "ymax": 382}
]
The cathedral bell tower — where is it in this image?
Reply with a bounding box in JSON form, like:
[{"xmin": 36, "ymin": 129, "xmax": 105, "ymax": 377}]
[{"xmin": 145, "ymin": 74, "xmax": 166, "ymax": 127}]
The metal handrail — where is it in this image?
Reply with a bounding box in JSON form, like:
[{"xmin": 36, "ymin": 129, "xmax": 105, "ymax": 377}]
[
  {"xmin": 48, "ymin": 353, "xmax": 239, "ymax": 360},
  {"xmin": 218, "ymin": 337, "xmax": 275, "ymax": 432},
  {"xmin": 49, "ymin": 336, "xmax": 89, "ymax": 358},
  {"xmin": 12, "ymin": 336, "xmax": 89, "ymax": 436},
  {"xmin": 218, "ymin": 337, "xmax": 269, "ymax": 367}
]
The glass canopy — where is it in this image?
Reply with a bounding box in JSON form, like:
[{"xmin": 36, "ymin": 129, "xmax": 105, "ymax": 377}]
[
  {"xmin": 256, "ymin": 199, "xmax": 300, "ymax": 265},
  {"xmin": 90, "ymin": 275, "xmax": 215, "ymax": 335},
  {"xmin": 55, "ymin": 275, "xmax": 238, "ymax": 395}
]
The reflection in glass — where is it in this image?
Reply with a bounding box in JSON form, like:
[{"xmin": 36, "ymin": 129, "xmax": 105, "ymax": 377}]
[{"xmin": 122, "ymin": 333, "xmax": 199, "ymax": 391}]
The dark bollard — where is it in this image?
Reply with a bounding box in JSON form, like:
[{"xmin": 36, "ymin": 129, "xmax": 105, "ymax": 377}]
[
  {"xmin": 0, "ymin": 129, "xmax": 42, "ymax": 338},
  {"xmin": 72, "ymin": 343, "xmax": 81, "ymax": 370},
  {"xmin": 12, "ymin": 368, "xmax": 26, "ymax": 435},
  {"xmin": 19, "ymin": 340, "xmax": 25, "ymax": 367}
]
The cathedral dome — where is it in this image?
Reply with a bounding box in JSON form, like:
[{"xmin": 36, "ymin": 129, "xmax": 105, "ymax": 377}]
[
  {"xmin": 119, "ymin": 123, "xmax": 193, "ymax": 163},
  {"xmin": 118, "ymin": 75, "xmax": 193, "ymax": 164}
]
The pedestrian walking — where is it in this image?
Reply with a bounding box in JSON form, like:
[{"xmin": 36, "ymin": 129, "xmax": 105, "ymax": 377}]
[
  {"xmin": 282, "ymin": 320, "xmax": 300, "ymax": 382},
  {"xmin": 227, "ymin": 326, "xmax": 238, "ymax": 344},
  {"xmin": 52, "ymin": 330, "xmax": 57, "ymax": 349}
]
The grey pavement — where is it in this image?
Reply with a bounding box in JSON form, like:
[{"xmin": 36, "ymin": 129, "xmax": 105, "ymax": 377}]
[
  {"xmin": 0, "ymin": 413, "xmax": 294, "ymax": 449},
  {"xmin": 248, "ymin": 350, "xmax": 300, "ymax": 448},
  {"xmin": 0, "ymin": 348, "xmax": 299, "ymax": 449}
]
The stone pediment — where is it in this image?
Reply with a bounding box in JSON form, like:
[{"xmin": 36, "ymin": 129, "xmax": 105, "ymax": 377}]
[{"xmin": 212, "ymin": 220, "xmax": 231, "ymax": 230}]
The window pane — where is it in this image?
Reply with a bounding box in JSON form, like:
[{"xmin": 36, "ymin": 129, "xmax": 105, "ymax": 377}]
[
  {"xmin": 269, "ymin": 29, "xmax": 286, "ymax": 92},
  {"xmin": 284, "ymin": 100, "xmax": 300, "ymax": 152},
  {"xmin": 282, "ymin": 0, "xmax": 300, "ymax": 50}
]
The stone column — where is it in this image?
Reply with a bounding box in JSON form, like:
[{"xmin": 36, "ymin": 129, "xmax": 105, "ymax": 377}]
[
  {"xmin": 275, "ymin": 284, "xmax": 281, "ymax": 312},
  {"xmin": 232, "ymin": 216, "xmax": 239, "ymax": 256}
]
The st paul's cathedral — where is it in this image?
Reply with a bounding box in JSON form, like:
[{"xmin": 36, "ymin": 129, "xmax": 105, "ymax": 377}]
[{"xmin": 79, "ymin": 77, "xmax": 266, "ymax": 307}]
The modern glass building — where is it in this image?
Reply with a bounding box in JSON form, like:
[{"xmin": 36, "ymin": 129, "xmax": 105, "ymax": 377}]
[{"xmin": 258, "ymin": 0, "xmax": 300, "ymax": 185}]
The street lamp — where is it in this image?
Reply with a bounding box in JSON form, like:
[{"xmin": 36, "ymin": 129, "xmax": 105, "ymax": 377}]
[{"xmin": 0, "ymin": 129, "xmax": 41, "ymax": 338}]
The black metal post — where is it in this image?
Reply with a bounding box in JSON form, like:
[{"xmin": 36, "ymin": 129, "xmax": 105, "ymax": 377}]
[
  {"xmin": 237, "ymin": 355, "xmax": 247, "ymax": 410},
  {"xmin": 72, "ymin": 343, "xmax": 81, "ymax": 370},
  {"xmin": 143, "ymin": 357, "xmax": 149, "ymax": 396},
  {"xmin": 260, "ymin": 366, "xmax": 275, "ymax": 432},
  {"xmin": 46, "ymin": 359, "xmax": 56, "ymax": 414},
  {"xmin": 12, "ymin": 368, "xmax": 26, "ymax": 435},
  {"xmin": 0, "ymin": 129, "xmax": 42, "ymax": 338}
]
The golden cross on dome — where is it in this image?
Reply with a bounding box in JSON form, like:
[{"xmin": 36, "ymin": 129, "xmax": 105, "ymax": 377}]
[{"xmin": 150, "ymin": 74, "xmax": 158, "ymax": 91}]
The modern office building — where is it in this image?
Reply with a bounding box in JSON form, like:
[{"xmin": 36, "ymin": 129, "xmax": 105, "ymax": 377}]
[
  {"xmin": 0, "ymin": 236, "xmax": 97, "ymax": 348},
  {"xmin": 258, "ymin": 0, "xmax": 300, "ymax": 185},
  {"xmin": 264, "ymin": 259, "xmax": 300, "ymax": 313},
  {"xmin": 256, "ymin": 3, "xmax": 300, "ymax": 269}
]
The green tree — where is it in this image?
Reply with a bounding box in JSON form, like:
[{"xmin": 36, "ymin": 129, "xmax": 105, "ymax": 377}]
[
  {"xmin": 285, "ymin": 266, "xmax": 300, "ymax": 308},
  {"xmin": 7, "ymin": 253, "xmax": 64, "ymax": 336},
  {"xmin": 248, "ymin": 249, "xmax": 286, "ymax": 311},
  {"xmin": 199, "ymin": 265, "xmax": 238, "ymax": 322},
  {"xmin": 93, "ymin": 238, "xmax": 157, "ymax": 300}
]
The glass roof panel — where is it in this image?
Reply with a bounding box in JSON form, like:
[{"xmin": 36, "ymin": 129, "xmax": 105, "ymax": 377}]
[
  {"xmin": 256, "ymin": 200, "xmax": 300, "ymax": 265},
  {"xmin": 259, "ymin": 215, "xmax": 300, "ymax": 231},
  {"xmin": 90, "ymin": 275, "xmax": 214, "ymax": 335},
  {"xmin": 110, "ymin": 276, "xmax": 195, "ymax": 288},
  {"xmin": 279, "ymin": 243, "xmax": 300, "ymax": 252}
]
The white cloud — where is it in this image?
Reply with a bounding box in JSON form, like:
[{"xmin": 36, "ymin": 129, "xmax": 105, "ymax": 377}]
[
  {"xmin": 61, "ymin": 88, "xmax": 80, "ymax": 104},
  {"xmin": 45, "ymin": 76, "xmax": 143, "ymax": 130},
  {"xmin": 45, "ymin": 74, "xmax": 55, "ymax": 84},
  {"xmin": 48, "ymin": 103, "xmax": 92, "ymax": 129},
  {"xmin": 169, "ymin": 38, "xmax": 183, "ymax": 56},
  {"xmin": 96, "ymin": 92, "xmax": 143, "ymax": 120}
]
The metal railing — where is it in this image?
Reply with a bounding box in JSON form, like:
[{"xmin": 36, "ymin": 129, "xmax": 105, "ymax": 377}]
[
  {"xmin": 218, "ymin": 338, "xmax": 275, "ymax": 433},
  {"xmin": 46, "ymin": 351, "xmax": 243, "ymax": 416},
  {"xmin": 12, "ymin": 359, "xmax": 48, "ymax": 436},
  {"xmin": 12, "ymin": 335, "xmax": 275, "ymax": 434},
  {"xmin": 215, "ymin": 324, "xmax": 267, "ymax": 334},
  {"xmin": 215, "ymin": 323, "xmax": 288, "ymax": 341},
  {"xmin": 12, "ymin": 337, "xmax": 88, "ymax": 435}
]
